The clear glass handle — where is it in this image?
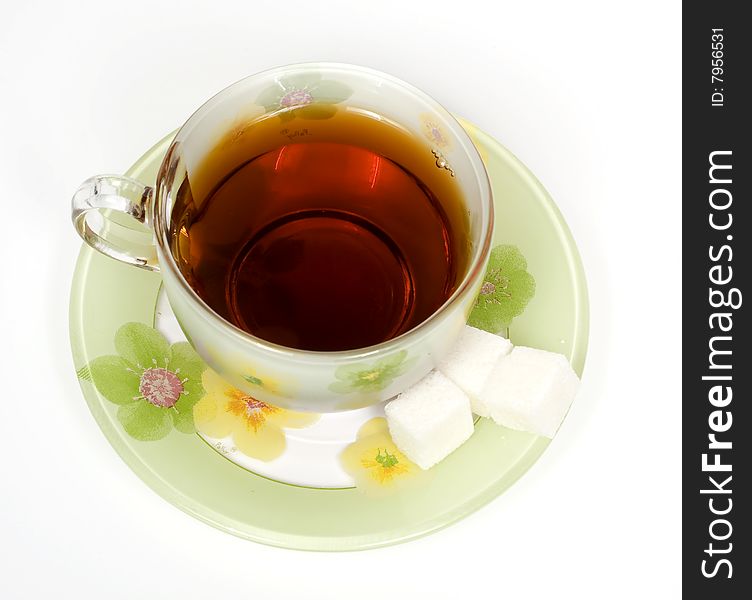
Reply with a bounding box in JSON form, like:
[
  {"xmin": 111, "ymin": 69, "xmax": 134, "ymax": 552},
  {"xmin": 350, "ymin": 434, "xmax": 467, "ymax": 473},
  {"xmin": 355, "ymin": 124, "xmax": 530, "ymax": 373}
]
[{"xmin": 71, "ymin": 175, "xmax": 159, "ymax": 271}]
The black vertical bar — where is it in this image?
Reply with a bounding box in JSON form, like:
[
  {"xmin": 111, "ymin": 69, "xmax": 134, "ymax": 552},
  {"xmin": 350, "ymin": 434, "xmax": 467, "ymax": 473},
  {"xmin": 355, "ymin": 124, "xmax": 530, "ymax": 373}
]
[{"xmin": 684, "ymin": 4, "xmax": 750, "ymax": 595}]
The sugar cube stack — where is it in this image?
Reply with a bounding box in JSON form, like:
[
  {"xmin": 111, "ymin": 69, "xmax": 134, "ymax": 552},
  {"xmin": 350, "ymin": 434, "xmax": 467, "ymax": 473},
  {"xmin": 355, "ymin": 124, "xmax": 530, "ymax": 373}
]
[
  {"xmin": 384, "ymin": 371, "xmax": 474, "ymax": 470},
  {"xmin": 383, "ymin": 327, "xmax": 580, "ymax": 470},
  {"xmin": 438, "ymin": 326, "xmax": 513, "ymax": 416},
  {"xmin": 478, "ymin": 346, "xmax": 579, "ymax": 438}
]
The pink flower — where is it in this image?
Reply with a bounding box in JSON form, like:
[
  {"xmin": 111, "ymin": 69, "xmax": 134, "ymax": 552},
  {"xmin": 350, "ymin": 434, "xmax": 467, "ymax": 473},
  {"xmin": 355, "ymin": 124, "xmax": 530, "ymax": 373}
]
[{"xmin": 279, "ymin": 89, "xmax": 313, "ymax": 108}]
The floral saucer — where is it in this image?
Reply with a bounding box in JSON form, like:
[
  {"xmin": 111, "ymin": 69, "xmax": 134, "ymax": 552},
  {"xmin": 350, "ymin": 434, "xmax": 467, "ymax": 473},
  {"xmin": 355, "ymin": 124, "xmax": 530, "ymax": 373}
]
[{"xmin": 70, "ymin": 119, "xmax": 588, "ymax": 550}]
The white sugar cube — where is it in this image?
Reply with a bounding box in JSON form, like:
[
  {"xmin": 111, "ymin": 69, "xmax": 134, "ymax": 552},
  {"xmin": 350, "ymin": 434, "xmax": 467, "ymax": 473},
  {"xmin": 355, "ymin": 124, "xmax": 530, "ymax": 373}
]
[
  {"xmin": 385, "ymin": 371, "xmax": 474, "ymax": 470},
  {"xmin": 438, "ymin": 325, "xmax": 513, "ymax": 417},
  {"xmin": 479, "ymin": 346, "xmax": 579, "ymax": 438}
]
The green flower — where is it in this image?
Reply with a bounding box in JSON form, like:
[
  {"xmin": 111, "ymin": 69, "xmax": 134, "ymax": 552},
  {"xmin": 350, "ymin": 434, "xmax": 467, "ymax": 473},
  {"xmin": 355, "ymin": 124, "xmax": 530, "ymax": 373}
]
[
  {"xmin": 469, "ymin": 245, "xmax": 536, "ymax": 333},
  {"xmin": 255, "ymin": 72, "xmax": 352, "ymax": 121},
  {"xmin": 329, "ymin": 351, "xmax": 412, "ymax": 394},
  {"xmin": 82, "ymin": 322, "xmax": 206, "ymax": 441}
]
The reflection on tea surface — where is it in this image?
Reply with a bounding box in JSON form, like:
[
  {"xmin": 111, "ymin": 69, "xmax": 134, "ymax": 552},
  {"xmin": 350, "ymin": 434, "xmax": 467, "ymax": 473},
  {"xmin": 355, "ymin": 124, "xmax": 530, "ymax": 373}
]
[{"xmin": 171, "ymin": 110, "xmax": 470, "ymax": 351}]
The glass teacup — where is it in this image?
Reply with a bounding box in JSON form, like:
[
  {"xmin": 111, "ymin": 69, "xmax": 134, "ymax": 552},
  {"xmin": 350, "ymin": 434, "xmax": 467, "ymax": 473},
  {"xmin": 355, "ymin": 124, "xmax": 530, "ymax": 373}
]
[{"xmin": 72, "ymin": 63, "xmax": 493, "ymax": 412}]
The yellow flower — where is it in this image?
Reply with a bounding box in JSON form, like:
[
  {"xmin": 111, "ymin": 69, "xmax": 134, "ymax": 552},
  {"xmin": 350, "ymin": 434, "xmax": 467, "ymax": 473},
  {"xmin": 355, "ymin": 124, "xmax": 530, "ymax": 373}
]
[
  {"xmin": 199, "ymin": 344, "xmax": 291, "ymax": 397},
  {"xmin": 421, "ymin": 114, "xmax": 452, "ymax": 149},
  {"xmin": 340, "ymin": 418, "xmax": 424, "ymax": 494},
  {"xmin": 193, "ymin": 370, "xmax": 318, "ymax": 461},
  {"xmin": 240, "ymin": 365, "xmax": 283, "ymax": 396}
]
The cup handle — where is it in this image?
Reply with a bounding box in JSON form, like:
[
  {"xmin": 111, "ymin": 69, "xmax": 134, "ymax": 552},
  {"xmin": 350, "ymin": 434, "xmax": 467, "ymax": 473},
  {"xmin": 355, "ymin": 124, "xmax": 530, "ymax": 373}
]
[{"xmin": 71, "ymin": 175, "xmax": 159, "ymax": 271}]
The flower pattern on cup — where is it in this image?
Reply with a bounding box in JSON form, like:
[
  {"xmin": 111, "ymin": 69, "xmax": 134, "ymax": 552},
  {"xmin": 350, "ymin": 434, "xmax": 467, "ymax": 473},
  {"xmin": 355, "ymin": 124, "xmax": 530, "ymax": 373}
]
[
  {"xmin": 329, "ymin": 350, "xmax": 413, "ymax": 394},
  {"xmin": 241, "ymin": 366, "xmax": 283, "ymax": 395},
  {"xmin": 194, "ymin": 341, "xmax": 294, "ymax": 398},
  {"xmin": 340, "ymin": 417, "xmax": 423, "ymax": 494},
  {"xmin": 193, "ymin": 370, "xmax": 319, "ymax": 461},
  {"xmin": 81, "ymin": 322, "xmax": 206, "ymax": 441},
  {"xmin": 469, "ymin": 245, "xmax": 536, "ymax": 333},
  {"xmin": 255, "ymin": 72, "xmax": 353, "ymax": 121},
  {"xmin": 421, "ymin": 114, "xmax": 452, "ymax": 149}
]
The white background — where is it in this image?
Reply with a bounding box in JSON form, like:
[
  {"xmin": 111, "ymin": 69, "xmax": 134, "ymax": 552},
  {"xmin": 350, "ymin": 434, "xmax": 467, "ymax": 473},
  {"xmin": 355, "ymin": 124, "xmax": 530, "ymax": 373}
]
[{"xmin": 0, "ymin": 1, "xmax": 681, "ymax": 598}]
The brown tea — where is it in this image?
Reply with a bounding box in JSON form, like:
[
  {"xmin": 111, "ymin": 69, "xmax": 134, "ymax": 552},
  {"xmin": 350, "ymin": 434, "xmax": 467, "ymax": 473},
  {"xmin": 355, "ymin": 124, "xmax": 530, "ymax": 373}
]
[{"xmin": 170, "ymin": 109, "xmax": 470, "ymax": 351}]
